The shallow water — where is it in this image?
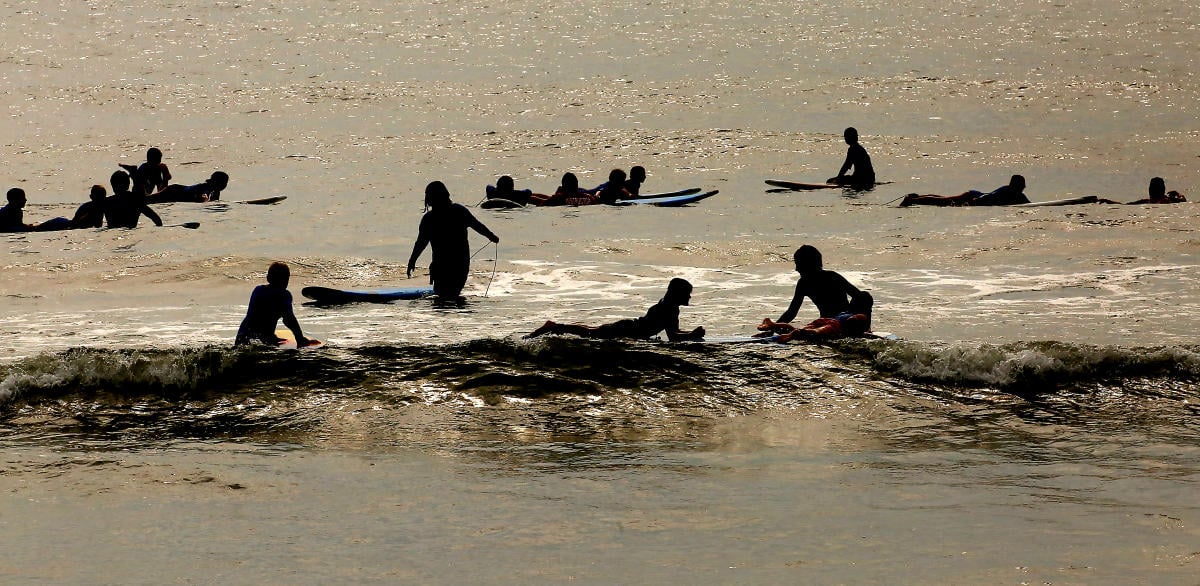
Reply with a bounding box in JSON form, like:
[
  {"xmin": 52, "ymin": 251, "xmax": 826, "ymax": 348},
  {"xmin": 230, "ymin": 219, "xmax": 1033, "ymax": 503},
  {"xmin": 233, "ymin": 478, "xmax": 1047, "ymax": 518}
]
[{"xmin": 3, "ymin": 0, "xmax": 1200, "ymax": 583}]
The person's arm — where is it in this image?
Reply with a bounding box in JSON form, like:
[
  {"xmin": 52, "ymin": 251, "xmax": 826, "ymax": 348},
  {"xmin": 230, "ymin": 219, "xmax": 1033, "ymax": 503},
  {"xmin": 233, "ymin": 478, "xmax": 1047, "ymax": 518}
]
[
  {"xmin": 777, "ymin": 281, "xmax": 806, "ymax": 324},
  {"xmin": 141, "ymin": 205, "xmax": 163, "ymax": 226},
  {"xmin": 280, "ymin": 292, "xmax": 309, "ymax": 346},
  {"xmin": 833, "ymin": 272, "xmax": 863, "ymax": 299},
  {"xmin": 834, "ymin": 147, "xmax": 854, "ymax": 180},
  {"xmin": 463, "ymin": 207, "xmax": 499, "ymax": 242},
  {"xmin": 407, "ymin": 217, "xmax": 431, "ymax": 278}
]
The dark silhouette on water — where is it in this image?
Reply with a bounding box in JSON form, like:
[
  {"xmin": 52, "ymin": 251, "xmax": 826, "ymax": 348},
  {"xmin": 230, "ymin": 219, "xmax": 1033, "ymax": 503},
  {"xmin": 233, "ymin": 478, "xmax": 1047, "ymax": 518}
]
[
  {"xmin": 148, "ymin": 171, "xmax": 229, "ymax": 203},
  {"xmin": 236, "ymin": 261, "xmax": 312, "ymax": 347},
  {"xmin": 532, "ymin": 172, "xmax": 592, "ymax": 206},
  {"xmin": 771, "ymin": 245, "xmax": 873, "ymax": 333},
  {"xmin": 120, "ymin": 147, "xmax": 172, "ymax": 196},
  {"xmin": 900, "ymin": 174, "xmax": 1029, "ymax": 207},
  {"xmin": 407, "ymin": 181, "xmax": 500, "ymax": 302},
  {"xmin": 595, "ymin": 168, "xmax": 633, "ymax": 205},
  {"xmin": 828, "ymin": 127, "xmax": 876, "ymax": 189},
  {"xmin": 0, "ymin": 188, "xmax": 71, "ymax": 232},
  {"xmin": 1123, "ymin": 177, "xmax": 1187, "ymax": 204},
  {"xmin": 486, "ymin": 175, "xmax": 534, "ymax": 206},
  {"xmin": 527, "ymin": 278, "xmax": 706, "ymax": 341},
  {"xmin": 104, "ymin": 171, "xmax": 163, "ymax": 228},
  {"xmin": 68, "ymin": 185, "xmax": 108, "ymax": 229},
  {"xmin": 626, "ymin": 165, "xmax": 647, "ymax": 196}
]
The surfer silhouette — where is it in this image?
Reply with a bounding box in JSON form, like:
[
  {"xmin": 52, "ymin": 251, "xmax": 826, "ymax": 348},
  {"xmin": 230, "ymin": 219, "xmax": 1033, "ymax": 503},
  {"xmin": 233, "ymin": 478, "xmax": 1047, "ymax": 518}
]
[
  {"xmin": 148, "ymin": 171, "xmax": 228, "ymax": 203},
  {"xmin": 772, "ymin": 245, "xmax": 872, "ymax": 331},
  {"xmin": 595, "ymin": 168, "xmax": 633, "ymax": 205},
  {"xmin": 120, "ymin": 147, "xmax": 172, "ymax": 196},
  {"xmin": 828, "ymin": 127, "xmax": 876, "ymax": 189},
  {"xmin": 0, "ymin": 188, "xmax": 71, "ymax": 232},
  {"xmin": 104, "ymin": 171, "xmax": 163, "ymax": 228},
  {"xmin": 236, "ymin": 261, "xmax": 312, "ymax": 347},
  {"xmin": 527, "ymin": 278, "xmax": 706, "ymax": 341},
  {"xmin": 900, "ymin": 174, "xmax": 1029, "ymax": 207},
  {"xmin": 625, "ymin": 166, "xmax": 647, "ymax": 196},
  {"xmin": 407, "ymin": 181, "xmax": 499, "ymax": 302},
  {"xmin": 486, "ymin": 175, "xmax": 533, "ymax": 206},
  {"xmin": 1127, "ymin": 177, "xmax": 1186, "ymax": 204},
  {"xmin": 67, "ymin": 185, "xmax": 108, "ymax": 229}
]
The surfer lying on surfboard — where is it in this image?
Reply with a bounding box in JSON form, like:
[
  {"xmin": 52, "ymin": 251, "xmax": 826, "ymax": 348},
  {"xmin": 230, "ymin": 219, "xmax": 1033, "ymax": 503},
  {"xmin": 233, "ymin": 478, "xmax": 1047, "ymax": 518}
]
[
  {"xmin": 770, "ymin": 245, "xmax": 874, "ymax": 333},
  {"xmin": 899, "ymin": 174, "xmax": 1029, "ymax": 207},
  {"xmin": 526, "ymin": 278, "xmax": 705, "ymax": 341},
  {"xmin": 147, "ymin": 171, "xmax": 229, "ymax": 203},
  {"xmin": 235, "ymin": 261, "xmax": 315, "ymax": 348},
  {"xmin": 1096, "ymin": 177, "xmax": 1188, "ymax": 205},
  {"xmin": 756, "ymin": 290, "xmax": 873, "ymax": 341}
]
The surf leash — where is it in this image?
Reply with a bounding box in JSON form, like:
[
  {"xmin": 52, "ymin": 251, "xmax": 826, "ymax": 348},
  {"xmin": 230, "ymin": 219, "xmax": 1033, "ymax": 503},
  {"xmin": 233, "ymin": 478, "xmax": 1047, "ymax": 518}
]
[{"xmin": 483, "ymin": 241, "xmax": 498, "ymax": 298}]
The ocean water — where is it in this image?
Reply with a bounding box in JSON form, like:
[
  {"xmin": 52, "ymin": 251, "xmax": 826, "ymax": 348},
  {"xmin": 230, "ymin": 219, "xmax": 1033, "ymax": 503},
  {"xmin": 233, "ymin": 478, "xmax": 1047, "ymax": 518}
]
[{"xmin": 3, "ymin": 0, "xmax": 1199, "ymax": 583}]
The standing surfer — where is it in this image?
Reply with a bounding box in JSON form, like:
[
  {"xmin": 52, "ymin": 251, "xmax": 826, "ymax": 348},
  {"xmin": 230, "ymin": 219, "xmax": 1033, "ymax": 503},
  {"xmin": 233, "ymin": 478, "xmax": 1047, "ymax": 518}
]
[{"xmin": 407, "ymin": 181, "xmax": 500, "ymax": 302}]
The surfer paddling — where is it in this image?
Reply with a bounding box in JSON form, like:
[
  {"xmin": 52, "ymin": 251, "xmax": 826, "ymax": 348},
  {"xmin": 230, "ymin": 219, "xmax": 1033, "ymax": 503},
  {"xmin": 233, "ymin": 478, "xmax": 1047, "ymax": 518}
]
[
  {"xmin": 407, "ymin": 181, "xmax": 500, "ymax": 303},
  {"xmin": 527, "ymin": 278, "xmax": 705, "ymax": 341},
  {"xmin": 235, "ymin": 261, "xmax": 313, "ymax": 347},
  {"xmin": 899, "ymin": 174, "xmax": 1029, "ymax": 207},
  {"xmin": 1124, "ymin": 177, "xmax": 1186, "ymax": 204},
  {"xmin": 828, "ymin": 127, "xmax": 876, "ymax": 189}
]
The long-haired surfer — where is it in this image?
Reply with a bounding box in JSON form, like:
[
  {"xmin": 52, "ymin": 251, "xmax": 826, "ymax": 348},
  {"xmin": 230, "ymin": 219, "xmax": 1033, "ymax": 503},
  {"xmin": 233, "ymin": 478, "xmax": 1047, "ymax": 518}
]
[
  {"xmin": 407, "ymin": 181, "xmax": 500, "ymax": 302},
  {"xmin": 527, "ymin": 278, "xmax": 705, "ymax": 342}
]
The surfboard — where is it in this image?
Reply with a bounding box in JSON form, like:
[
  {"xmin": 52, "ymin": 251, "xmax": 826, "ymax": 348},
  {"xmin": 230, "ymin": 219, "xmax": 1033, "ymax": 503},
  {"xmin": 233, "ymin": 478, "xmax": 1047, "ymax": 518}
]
[
  {"xmin": 480, "ymin": 198, "xmax": 525, "ymax": 209},
  {"xmin": 301, "ymin": 286, "xmax": 434, "ymax": 305},
  {"xmin": 766, "ymin": 180, "xmax": 892, "ymax": 190},
  {"xmin": 636, "ymin": 187, "xmax": 703, "ymax": 199},
  {"xmin": 1011, "ymin": 195, "xmax": 1099, "ymax": 207},
  {"xmin": 234, "ymin": 196, "xmax": 288, "ymax": 205},
  {"xmin": 275, "ymin": 329, "xmax": 323, "ymax": 350},
  {"xmin": 613, "ymin": 190, "xmax": 718, "ymax": 207},
  {"xmin": 701, "ymin": 335, "xmax": 783, "ymax": 344}
]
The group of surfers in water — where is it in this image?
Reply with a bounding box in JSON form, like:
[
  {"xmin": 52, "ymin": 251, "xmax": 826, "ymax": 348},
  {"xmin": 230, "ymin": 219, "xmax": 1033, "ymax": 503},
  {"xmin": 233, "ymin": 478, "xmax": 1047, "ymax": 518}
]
[
  {"xmin": 0, "ymin": 147, "xmax": 230, "ymax": 233},
  {"xmin": 485, "ymin": 166, "xmax": 650, "ymax": 207}
]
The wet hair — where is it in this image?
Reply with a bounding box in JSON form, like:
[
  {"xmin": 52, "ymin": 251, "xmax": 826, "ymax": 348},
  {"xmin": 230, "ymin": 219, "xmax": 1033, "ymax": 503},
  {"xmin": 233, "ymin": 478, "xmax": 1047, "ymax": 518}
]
[
  {"xmin": 7, "ymin": 187, "xmax": 24, "ymax": 202},
  {"xmin": 1149, "ymin": 177, "xmax": 1166, "ymax": 198},
  {"xmin": 424, "ymin": 181, "xmax": 452, "ymax": 208},
  {"xmin": 607, "ymin": 168, "xmax": 627, "ymax": 185},
  {"xmin": 1010, "ymin": 174, "xmax": 1026, "ymax": 190},
  {"xmin": 147, "ymin": 147, "xmax": 162, "ymax": 163},
  {"xmin": 496, "ymin": 175, "xmax": 514, "ymax": 192},
  {"xmin": 666, "ymin": 277, "xmax": 693, "ymax": 299},
  {"xmin": 90, "ymin": 185, "xmax": 106, "ymax": 200},
  {"xmin": 560, "ymin": 172, "xmax": 579, "ymax": 191},
  {"xmin": 629, "ymin": 166, "xmax": 646, "ymax": 182},
  {"xmin": 110, "ymin": 170, "xmax": 131, "ymax": 190},
  {"xmin": 793, "ymin": 245, "xmax": 823, "ymax": 273},
  {"xmin": 210, "ymin": 171, "xmax": 229, "ymax": 188},
  {"xmin": 266, "ymin": 261, "xmax": 290, "ymax": 286}
]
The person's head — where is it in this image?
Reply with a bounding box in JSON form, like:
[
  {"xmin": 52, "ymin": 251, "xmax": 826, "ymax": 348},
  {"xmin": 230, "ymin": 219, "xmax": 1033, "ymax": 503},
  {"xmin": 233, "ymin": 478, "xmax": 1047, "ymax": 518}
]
[
  {"xmin": 560, "ymin": 172, "xmax": 578, "ymax": 191},
  {"xmin": 424, "ymin": 180, "xmax": 452, "ymax": 209},
  {"xmin": 209, "ymin": 171, "xmax": 229, "ymax": 190},
  {"xmin": 110, "ymin": 170, "xmax": 131, "ymax": 192},
  {"xmin": 266, "ymin": 261, "xmax": 290, "ymax": 288},
  {"xmin": 844, "ymin": 127, "xmax": 859, "ymax": 144},
  {"xmin": 607, "ymin": 168, "xmax": 627, "ymax": 186},
  {"xmin": 849, "ymin": 291, "xmax": 874, "ymax": 315},
  {"xmin": 629, "ymin": 166, "xmax": 646, "ymax": 184},
  {"xmin": 89, "ymin": 185, "xmax": 106, "ymax": 202},
  {"xmin": 793, "ymin": 245, "xmax": 823, "ymax": 274},
  {"xmin": 1009, "ymin": 174, "xmax": 1026, "ymax": 191},
  {"xmin": 496, "ymin": 175, "xmax": 514, "ymax": 193},
  {"xmin": 146, "ymin": 147, "xmax": 162, "ymax": 163},
  {"xmin": 1149, "ymin": 177, "xmax": 1166, "ymax": 199},
  {"xmin": 6, "ymin": 188, "xmax": 26, "ymax": 207},
  {"xmin": 664, "ymin": 277, "xmax": 694, "ymax": 306}
]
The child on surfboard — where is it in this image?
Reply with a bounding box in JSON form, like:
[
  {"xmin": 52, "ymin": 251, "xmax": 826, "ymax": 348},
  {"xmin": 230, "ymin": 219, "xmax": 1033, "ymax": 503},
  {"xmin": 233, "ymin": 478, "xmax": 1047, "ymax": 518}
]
[
  {"xmin": 769, "ymin": 245, "xmax": 873, "ymax": 333},
  {"xmin": 526, "ymin": 278, "xmax": 705, "ymax": 342},
  {"xmin": 758, "ymin": 291, "xmax": 874, "ymax": 341},
  {"xmin": 236, "ymin": 261, "xmax": 316, "ymax": 347},
  {"xmin": 899, "ymin": 174, "xmax": 1029, "ymax": 207},
  {"xmin": 148, "ymin": 171, "xmax": 229, "ymax": 203},
  {"xmin": 120, "ymin": 147, "xmax": 172, "ymax": 196}
]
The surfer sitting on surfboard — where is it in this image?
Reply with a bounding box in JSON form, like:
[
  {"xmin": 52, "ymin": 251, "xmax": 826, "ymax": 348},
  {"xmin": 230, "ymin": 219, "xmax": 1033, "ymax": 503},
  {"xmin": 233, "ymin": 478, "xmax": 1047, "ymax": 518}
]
[
  {"xmin": 899, "ymin": 174, "xmax": 1029, "ymax": 207},
  {"xmin": 526, "ymin": 278, "xmax": 706, "ymax": 342},
  {"xmin": 486, "ymin": 175, "xmax": 535, "ymax": 206},
  {"xmin": 758, "ymin": 291, "xmax": 873, "ymax": 341},
  {"xmin": 235, "ymin": 261, "xmax": 313, "ymax": 347},
  {"xmin": 828, "ymin": 127, "xmax": 876, "ymax": 189},
  {"xmin": 67, "ymin": 185, "xmax": 108, "ymax": 229},
  {"xmin": 119, "ymin": 147, "xmax": 172, "ymax": 196},
  {"xmin": 147, "ymin": 171, "xmax": 229, "ymax": 203},
  {"xmin": 771, "ymin": 245, "xmax": 873, "ymax": 333}
]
